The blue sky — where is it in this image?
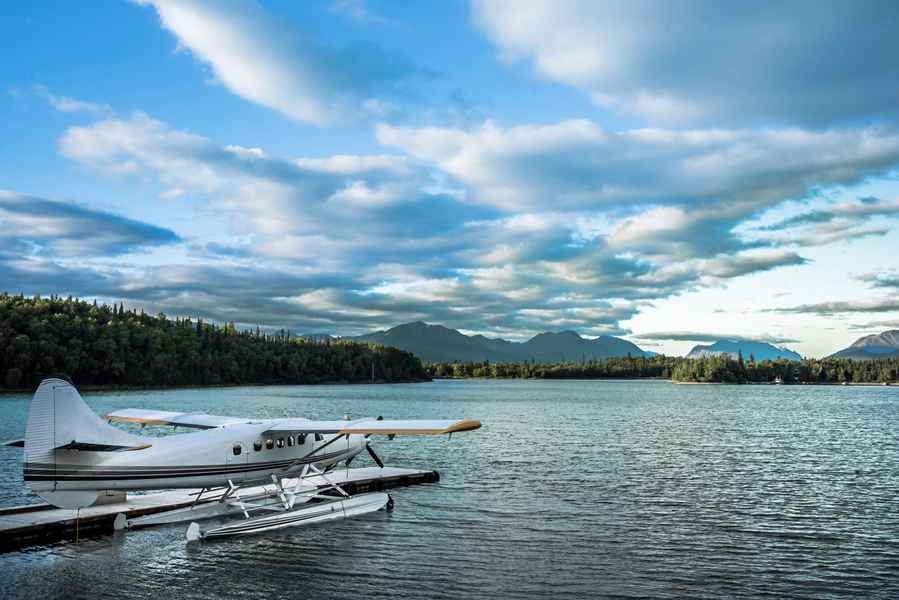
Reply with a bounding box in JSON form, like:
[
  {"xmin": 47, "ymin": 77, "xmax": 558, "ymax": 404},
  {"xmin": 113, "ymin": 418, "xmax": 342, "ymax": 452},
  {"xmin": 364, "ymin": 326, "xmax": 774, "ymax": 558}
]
[{"xmin": 2, "ymin": 0, "xmax": 899, "ymax": 357}]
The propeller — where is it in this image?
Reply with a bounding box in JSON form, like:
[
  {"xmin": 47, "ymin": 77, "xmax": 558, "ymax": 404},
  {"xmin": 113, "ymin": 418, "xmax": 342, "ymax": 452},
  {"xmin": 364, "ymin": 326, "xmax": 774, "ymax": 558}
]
[{"xmin": 366, "ymin": 442, "xmax": 385, "ymax": 468}]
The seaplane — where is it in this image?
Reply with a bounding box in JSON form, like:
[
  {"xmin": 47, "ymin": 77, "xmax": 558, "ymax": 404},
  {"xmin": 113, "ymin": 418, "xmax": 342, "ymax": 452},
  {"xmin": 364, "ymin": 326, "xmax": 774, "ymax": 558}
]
[{"xmin": 4, "ymin": 376, "xmax": 481, "ymax": 541}]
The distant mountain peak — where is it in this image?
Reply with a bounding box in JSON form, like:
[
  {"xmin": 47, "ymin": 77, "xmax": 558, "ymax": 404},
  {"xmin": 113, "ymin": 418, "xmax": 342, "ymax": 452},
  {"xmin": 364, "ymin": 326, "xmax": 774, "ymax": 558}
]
[
  {"xmin": 353, "ymin": 322, "xmax": 652, "ymax": 363},
  {"xmin": 828, "ymin": 330, "xmax": 899, "ymax": 360},
  {"xmin": 528, "ymin": 330, "xmax": 583, "ymax": 342},
  {"xmin": 849, "ymin": 330, "xmax": 899, "ymax": 348},
  {"xmin": 686, "ymin": 339, "xmax": 801, "ymax": 361}
]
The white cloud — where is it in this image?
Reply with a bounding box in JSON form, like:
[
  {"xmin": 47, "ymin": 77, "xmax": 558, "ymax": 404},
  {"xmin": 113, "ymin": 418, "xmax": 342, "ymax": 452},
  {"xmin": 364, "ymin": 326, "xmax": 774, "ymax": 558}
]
[
  {"xmin": 0, "ymin": 190, "xmax": 179, "ymax": 257},
  {"xmin": 136, "ymin": 0, "xmax": 421, "ymax": 124},
  {"xmin": 33, "ymin": 85, "xmax": 112, "ymax": 116},
  {"xmin": 52, "ymin": 112, "xmax": 884, "ymax": 338},
  {"xmin": 472, "ymin": 0, "xmax": 899, "ymax": 126},
  {"xmin": 377, "ymin": 120, "xmax": 899, "ymax": 213},
  {"xmin": 745, "ymin": 197, "xmax": 899, "ymax": 247}
]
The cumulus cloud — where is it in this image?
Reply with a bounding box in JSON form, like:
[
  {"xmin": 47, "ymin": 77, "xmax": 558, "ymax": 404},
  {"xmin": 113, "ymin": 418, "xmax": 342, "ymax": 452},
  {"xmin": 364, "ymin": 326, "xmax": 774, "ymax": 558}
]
[
  {"xmin": 857, "ymin": 270, "xmax": 899, "ymax": 290},
  {"xmin": 377, "ymin": 120, "xmax": 899, "ymax": 213},
  {"xmin": 746, "ymin": 197, "xmax": 899, "ymax": 247},
  {"xmin": 33, "ymin": 85, "xmax": 113, "ymax": 116},
  {"xmin": 632, "ymin": 331, "xmax": 801, "ymax": 344},
  {"xmin": 57, "ymin": 113, "xmax": 492, "ymax": 270},
  {"xmin": 0, "ymin": 190, "xmax": 180, "ymax": 256},
  {"xmin": 701, "ymin": 251, "xmax": 807, "ymax": 279},
  {"xmin": 377, "ymin": 119, "xmax": 899, "ymax": 268},
  {"xmin": 472, "ymin": 0, "xmax": 899, "ymax": 127},
  {"xmin": 848, "ymin": 319, "xmax": 899, "ymax": 331},
  {"xmin": 135, "ymin": 0, "xmax": 423, "ymax": 124},
  {"xmin": 47, "ymin": 112, "xmax": 855, "ymax": 337},
  {"xmin": 770, "ymin": 299, "xmax": 899, "ymax": 315}
]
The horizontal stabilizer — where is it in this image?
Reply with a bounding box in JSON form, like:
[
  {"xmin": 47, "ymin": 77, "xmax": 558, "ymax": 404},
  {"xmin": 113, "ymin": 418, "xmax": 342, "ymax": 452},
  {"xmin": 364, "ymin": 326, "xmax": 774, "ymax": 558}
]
[
  {"xmin": 104, "ymin": 409, "xmax": 249, "ymax": 430},
  {"xmin": 2, "ymin": 438, "xmax": 25, "ymax": 447},
  {"xmin": 55, "ymin": 441, "xmax": 152, "ymax": 452},
  {"xmin": 264, "ymin": 418, "xmax": 481, "ymax": 436}
]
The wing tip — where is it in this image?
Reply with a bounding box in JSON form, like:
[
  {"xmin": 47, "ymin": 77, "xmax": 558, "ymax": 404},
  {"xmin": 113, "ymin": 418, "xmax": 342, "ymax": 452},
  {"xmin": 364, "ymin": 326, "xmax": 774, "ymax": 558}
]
[{"xmin": 443, "ymin": 419, "xmax": 482, "ymax": 434}]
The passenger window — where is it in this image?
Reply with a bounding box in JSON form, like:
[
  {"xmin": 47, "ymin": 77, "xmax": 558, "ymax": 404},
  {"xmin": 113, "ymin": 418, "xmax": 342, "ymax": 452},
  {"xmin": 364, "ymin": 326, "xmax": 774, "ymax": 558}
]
[
  {"xmin": 287, "ymin": 436, "xmax": 294, "ymax": 447},
  {"xmin": 314, "ymin": 433, "xmax": 324, "ymax": 442},
  {"xmin": 253, "ymin": 440, "xmax": 262, "ymax": 452},
  {"xmin": 277, "ymin": 437, "xmax": 285, "ymax": 448},
  {"xmin": 232, "ymin": 444, "xmax": 242, "ymax": 456},
  {"xmin": 265, "ymin": 439, "xmax": 274, "ymax": 450},
  {"xmin": 297, "ymin": 434, "xmax": 307, "ymax": 445}
]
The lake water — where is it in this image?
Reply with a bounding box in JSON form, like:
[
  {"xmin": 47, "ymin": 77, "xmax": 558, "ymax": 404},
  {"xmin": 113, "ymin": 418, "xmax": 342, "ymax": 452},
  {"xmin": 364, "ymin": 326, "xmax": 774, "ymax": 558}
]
[{"xmin": 1, "ymin": 379, "xmax": 898, "ymax": 599}]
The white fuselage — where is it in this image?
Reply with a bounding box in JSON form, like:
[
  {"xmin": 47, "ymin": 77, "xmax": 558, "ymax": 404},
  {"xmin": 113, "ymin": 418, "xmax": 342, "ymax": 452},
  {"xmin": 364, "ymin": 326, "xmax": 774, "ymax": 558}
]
[{"xmin": 25, "ymin": 423, "xmax": 367, "ymax": 492}]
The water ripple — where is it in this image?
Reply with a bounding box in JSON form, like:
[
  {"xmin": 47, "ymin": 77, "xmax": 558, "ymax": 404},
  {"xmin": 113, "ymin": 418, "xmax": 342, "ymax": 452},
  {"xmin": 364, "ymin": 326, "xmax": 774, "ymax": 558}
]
[{"xmin": 1, "ymin": 380, "xmax": 898, "ymax": 599}]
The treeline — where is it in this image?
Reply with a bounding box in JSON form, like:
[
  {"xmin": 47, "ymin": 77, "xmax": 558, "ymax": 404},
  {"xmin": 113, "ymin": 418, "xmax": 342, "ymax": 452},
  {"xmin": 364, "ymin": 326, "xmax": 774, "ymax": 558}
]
[
  {"xmin": 0, "ymin": 293, "xmax": 429, "ymax": 390},
  {"xmin": 670, "ymin": 354, "xmax": 899, "ymax": 384},
  {"xmin": 427, "ymin": 355, "xmax": 676, "ymax": 379},
  {"xmin": 426, "ymin": 354, "xmax": 899, "ymax": 384}
]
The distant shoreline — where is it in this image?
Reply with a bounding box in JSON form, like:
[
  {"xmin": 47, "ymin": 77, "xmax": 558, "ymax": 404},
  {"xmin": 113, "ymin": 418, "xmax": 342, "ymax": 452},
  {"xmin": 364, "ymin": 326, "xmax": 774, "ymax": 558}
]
[
  {"xmin": 675, "ymin": 380, "xmax": 895, "ymax": 387},
  {"xmin": 432, "ymin": 376, "xmax": 896, "ymax": 387},
  {"xmin": 2, "ymin": 378, "xmax": 894, "ymax": 395},
  {"xmin": 0, "ymin": 378, "xmax": 432, "ymax": 396}
]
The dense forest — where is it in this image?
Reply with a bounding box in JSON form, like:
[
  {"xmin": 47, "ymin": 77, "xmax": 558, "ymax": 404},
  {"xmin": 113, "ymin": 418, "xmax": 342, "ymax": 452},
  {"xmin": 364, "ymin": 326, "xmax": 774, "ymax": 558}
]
[
  {"xmin": 4, "ymin": 293, "xmax": 896, "ymax": 390},
  {"xmin": 0, "ymin": 294, "xmax": 429, "ymax": 390},
  {"xmin": 426, "ymin": 353, "xmax": 899, "ymax": 384}
]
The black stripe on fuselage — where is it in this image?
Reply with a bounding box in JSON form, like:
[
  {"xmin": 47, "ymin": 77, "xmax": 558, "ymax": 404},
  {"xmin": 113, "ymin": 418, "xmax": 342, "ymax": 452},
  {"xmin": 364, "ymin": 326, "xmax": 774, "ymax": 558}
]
[
  {"xmin": 24, "ymin": 451, "xmax": 347, "ymax": 473},
  {"xmin": 23, "ymin": 450, "xmax": 351, "ymax": 481}
]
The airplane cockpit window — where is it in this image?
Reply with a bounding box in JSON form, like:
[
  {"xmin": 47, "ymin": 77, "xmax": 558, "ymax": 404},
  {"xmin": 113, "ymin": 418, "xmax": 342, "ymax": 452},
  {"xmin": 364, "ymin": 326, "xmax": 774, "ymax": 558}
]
[
  {"xmin": 253, "ymin": 440, "xmax": 262, "ymax": 451},
  {"xmin": 314, "ymin": 433, "xmax": 324, "ymax": 442},
  {"xmin": 287, "ymin": 436, "xmax": 294, "ymax": 447},
  {"xmin": 265, "ymin": 439, "xmax": 274, "ymax": 450},
  {"xmin": 276, "ymin": 438, "xmax": 285, "ymax": 448},
  {"xmin": 232, "ymin": 444, "xmax": 242, "ymax": 456}
]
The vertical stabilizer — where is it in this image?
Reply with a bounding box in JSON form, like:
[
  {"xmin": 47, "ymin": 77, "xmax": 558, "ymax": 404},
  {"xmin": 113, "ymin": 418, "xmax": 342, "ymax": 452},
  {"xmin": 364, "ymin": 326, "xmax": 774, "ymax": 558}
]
[
  {"xmin": 24, "ymin": 377, "xmax": 140, "ymax": 504},
  {"xmin": 23, "ymin": 378, "xmax": 57, "ymax": 482}
]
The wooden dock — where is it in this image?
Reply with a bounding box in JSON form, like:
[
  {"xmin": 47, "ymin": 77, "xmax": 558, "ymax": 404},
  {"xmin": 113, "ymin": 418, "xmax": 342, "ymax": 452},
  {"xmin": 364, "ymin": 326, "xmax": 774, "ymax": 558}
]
[{"xmin": 0, "ymin": 467, "xmax": 439, "ymax": 551}]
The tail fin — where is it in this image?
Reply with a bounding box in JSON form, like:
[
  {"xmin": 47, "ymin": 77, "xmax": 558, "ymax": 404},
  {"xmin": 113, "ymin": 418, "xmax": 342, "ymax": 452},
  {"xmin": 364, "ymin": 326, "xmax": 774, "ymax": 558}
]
[{"xmin": 25, "ymin": 377, "xmax": 141, "ymax": 499}]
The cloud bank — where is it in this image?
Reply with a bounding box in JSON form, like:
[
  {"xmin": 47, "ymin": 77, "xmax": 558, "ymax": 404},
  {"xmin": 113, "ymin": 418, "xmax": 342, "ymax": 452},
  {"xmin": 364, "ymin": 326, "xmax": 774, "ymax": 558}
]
[
  {"xmin": 632, "ymin": 331, "xmax": 801, "ymax": 345},
  {"xmin": 472, "ymin": 0, "xmax": 899, "ymax": 126},
  {"xmin": 45, "ymin": 112, "xmax": 851, "ymax": 336},
  {"xmin": 0, "ymin": 190, "xmax": 180, "ymax": 257}
]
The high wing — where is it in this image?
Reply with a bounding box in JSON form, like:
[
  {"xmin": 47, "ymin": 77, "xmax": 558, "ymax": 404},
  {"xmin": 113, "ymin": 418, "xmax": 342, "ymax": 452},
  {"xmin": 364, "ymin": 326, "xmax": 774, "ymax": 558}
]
[
  {"xmin": 263, "ymin": 418, "xmax": 481, "ymax": 436},
  {"xmin": 104, "ymin": 409, "xmax": 252, "ymax": 430},
  {"xmin": 104, "ymin": 410, "xmax": 482, "ymax": 435}
]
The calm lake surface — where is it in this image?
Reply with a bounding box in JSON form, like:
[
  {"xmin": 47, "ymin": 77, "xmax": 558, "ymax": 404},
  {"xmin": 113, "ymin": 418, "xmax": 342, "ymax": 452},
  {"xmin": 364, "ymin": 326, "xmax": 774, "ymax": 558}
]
[{"xmin": 1, "ymin": 379, "xmax": 897, "ymax": 599}]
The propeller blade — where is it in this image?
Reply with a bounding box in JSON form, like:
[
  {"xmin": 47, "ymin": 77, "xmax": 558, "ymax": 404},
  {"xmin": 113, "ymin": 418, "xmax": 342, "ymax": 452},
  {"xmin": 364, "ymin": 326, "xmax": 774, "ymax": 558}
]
[{"xmin": 366, "ymin": 443, "xmax": 385, "ymax": 468}]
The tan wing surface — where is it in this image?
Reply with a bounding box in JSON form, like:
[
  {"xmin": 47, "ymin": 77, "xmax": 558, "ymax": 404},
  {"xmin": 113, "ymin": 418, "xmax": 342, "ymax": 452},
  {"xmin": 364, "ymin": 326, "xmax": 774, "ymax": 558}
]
[
  {"xmin": 104, "ymin": 409, "xmax": 251, "ymax": 430},
  {"xmin": 263, "ymin": 418, "xmax": 481, "ymax": 436}
]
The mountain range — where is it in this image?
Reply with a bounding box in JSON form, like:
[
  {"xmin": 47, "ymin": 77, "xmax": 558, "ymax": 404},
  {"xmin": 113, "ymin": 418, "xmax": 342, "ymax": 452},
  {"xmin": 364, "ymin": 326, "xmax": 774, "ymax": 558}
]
[
  {"xmin": 686, "ymin": 339, "xmax": 802, "ymax": 361},
  {"xmin": 826, "ymin": 330, "xmax": 899, "ymax": 360},
  {"xmin": 350, "ymin": 322, "xmax": 653, "ymax": 363},
  {"xmin": 303, "ymin": 322, "xmax": 899, "ymax": 363}
]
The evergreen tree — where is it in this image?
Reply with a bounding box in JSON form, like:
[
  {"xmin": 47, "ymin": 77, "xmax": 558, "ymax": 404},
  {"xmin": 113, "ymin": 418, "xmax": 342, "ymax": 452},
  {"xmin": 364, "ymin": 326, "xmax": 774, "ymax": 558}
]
[{"xmin": 0, "ymin": 293, "xmax": 429, "ymax": 389}]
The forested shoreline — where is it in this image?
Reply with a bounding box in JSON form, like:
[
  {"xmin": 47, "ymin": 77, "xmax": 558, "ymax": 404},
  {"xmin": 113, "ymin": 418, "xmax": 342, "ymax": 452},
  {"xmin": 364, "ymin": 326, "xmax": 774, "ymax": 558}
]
[
  {"xmin": 0, "ymin": 294, "xmax": 429, "ymax": 391},
  {"xmin": 3, "ymin": 293, "xmax": 897, "ymax": 391},
  {"xmin": 426, "ymin": 354, "xmax": 899, "ymax": 384}
]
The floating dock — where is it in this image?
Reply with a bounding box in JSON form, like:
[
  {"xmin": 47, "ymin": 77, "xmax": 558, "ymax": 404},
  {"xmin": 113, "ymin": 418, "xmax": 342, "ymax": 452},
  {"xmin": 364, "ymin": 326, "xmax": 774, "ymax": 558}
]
[{"xmin": 0, "ymin": 467, "xmax": 438, "ymax": 551}]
